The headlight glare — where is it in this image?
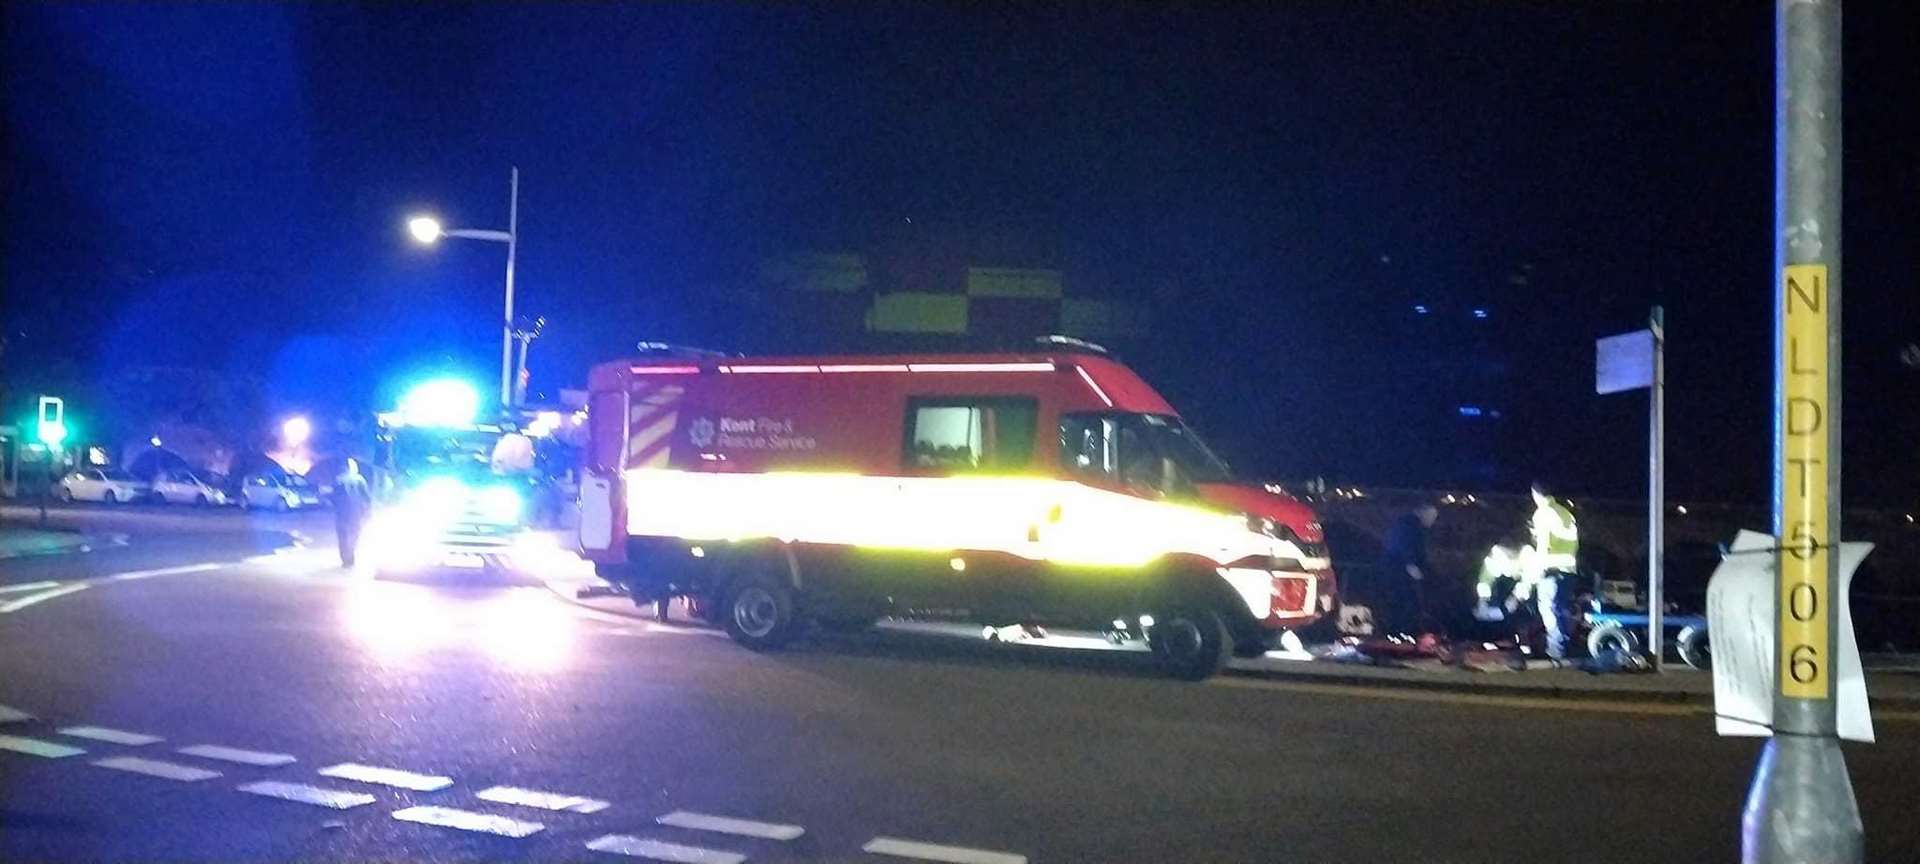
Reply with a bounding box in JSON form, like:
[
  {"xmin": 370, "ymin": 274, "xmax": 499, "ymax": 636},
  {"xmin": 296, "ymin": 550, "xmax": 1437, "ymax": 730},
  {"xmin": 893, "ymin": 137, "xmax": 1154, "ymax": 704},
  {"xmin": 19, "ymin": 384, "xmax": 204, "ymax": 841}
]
[{"xmin": 479, "ymin": 486, "xmax": 522, "ymax": 523}]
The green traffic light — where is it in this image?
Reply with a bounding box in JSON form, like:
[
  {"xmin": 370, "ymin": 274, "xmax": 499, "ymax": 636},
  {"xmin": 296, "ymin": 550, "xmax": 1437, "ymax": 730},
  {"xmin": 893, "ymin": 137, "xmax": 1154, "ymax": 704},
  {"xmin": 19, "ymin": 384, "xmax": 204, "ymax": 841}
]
[
  {"xmin": 35, "ymin": 396, "xmax": 67, "ymax": 446},
  {"xmin": 35, "ymin": 420, "xmax": 67, "ymax": 447}
]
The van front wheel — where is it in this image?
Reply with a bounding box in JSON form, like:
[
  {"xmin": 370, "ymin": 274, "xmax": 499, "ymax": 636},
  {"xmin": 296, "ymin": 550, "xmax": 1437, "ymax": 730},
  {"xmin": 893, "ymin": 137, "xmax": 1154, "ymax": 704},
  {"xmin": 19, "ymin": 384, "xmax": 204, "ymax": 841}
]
[
  {"xmin": 1148, "ymin": 607, "xmax": 1231, "ymax": 681},
  {"xmin": 724, "ymin": 572, "xmax": 798, "ymax": 651}
]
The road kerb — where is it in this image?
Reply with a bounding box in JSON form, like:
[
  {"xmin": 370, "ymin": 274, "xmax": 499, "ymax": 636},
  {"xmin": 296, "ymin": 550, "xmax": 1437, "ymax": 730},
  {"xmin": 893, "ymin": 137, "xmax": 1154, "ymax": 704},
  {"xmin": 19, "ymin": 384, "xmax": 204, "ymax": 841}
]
[{"xmin": 1220, "ymin": 660, "xmax": 1920, "ymax": 710}]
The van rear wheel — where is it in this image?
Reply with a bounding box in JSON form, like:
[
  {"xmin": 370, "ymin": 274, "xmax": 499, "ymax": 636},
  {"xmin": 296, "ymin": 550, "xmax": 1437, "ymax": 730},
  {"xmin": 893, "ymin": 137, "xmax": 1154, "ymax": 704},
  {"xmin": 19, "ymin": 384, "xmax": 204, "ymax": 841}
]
[
  {"xmin": 723, "ymin": 571, "xmax": 798, "ymax": 651},
  {"xmin": 1148, "ymin": 607, "xmax": 1232, "ymax": 681}
]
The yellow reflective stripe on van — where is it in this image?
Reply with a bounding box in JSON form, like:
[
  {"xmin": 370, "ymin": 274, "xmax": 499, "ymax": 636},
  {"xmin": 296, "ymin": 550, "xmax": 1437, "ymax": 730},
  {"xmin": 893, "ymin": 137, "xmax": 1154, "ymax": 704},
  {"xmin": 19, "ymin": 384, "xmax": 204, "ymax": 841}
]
[{"xmin": 622, "ymin": 469, "xmax": 1292, "ymax": 570}]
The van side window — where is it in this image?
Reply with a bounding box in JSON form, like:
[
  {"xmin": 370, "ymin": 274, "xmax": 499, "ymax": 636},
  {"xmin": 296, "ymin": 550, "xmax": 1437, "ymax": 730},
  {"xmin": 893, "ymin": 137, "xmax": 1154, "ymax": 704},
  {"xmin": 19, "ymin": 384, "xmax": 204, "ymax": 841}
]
[
  {"xmin": 1059, "ymin": 414, "xmax": 1111, "ymax": 480},
  {"xmin": 1059, "ymin": 416, "xmax": 1164, "ymax": 493},
  {"xmin": 905, "ymin": 398, "xmax": 1037, "ymax": 472},
  {"xmin": 1061, "ymin": 412, "xmax": 1224, "ymax": 498}
]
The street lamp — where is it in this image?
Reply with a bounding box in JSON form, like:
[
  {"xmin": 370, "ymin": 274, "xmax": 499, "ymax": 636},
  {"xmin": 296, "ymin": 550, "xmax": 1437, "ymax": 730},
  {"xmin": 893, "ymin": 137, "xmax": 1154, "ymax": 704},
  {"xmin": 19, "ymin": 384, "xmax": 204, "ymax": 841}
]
[
  {"xmin": 281, "ymin": 415, "xmax": 312, "ymax": 449},
  {"xmin": 406, "ymin": 166, "xmax": 521, "ymax": 409},
  {"xmin": 407, "ymin": 217, "xmax": 444, "ymax": 245}
]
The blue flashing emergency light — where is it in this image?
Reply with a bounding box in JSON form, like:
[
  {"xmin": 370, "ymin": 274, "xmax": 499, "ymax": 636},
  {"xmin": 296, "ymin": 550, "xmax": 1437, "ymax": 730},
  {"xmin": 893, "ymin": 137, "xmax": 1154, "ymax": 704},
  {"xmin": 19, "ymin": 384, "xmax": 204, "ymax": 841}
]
[{"xmin": 397, "ymin": 379, "xmax": 481, "ymax": 428}]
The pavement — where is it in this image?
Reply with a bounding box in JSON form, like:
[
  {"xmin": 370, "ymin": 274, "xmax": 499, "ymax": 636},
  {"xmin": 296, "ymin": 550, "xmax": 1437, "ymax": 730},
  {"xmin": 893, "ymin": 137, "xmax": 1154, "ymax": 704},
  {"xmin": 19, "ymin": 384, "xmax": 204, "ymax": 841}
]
[
  {"xmin": 0, "ymin": 523, "xmax": 106, "ymax": 561},
  {"xmin": 3, "ymin": 506, "xmax": 1918, "ymax": 862}
]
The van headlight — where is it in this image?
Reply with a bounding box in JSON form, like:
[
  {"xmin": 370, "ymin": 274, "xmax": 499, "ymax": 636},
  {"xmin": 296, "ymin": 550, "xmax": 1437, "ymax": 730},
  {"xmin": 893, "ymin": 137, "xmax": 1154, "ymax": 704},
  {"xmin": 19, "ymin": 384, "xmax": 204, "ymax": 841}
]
[
  {"xmin": 478, "ymin": 487, "xmax": 522, "ymax": 523},
  {"xmin": 406, "ymin": 477, "xmax": 467, "ymax": 521}
]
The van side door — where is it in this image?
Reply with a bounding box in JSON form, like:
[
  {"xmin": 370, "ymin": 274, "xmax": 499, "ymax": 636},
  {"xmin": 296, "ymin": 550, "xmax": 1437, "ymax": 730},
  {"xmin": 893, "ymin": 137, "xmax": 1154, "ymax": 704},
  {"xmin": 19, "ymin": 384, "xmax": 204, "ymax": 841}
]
[{"xmin": 892, "ymin": 396, "xmax": 1042, "ymax": 620}]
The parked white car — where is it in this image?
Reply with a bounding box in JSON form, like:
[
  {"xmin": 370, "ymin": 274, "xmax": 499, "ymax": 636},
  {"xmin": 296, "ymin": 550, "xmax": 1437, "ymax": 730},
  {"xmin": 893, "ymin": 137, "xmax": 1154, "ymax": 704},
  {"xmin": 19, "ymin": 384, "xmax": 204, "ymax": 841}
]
[
  {"xmin": 239, "ymin": 472, "xmax": 323, "ymax": 511},
  {"xmin": 151, "ymin": 471, "xmax": 229, "ymax": 506},
  {"xmin": 56, "ymin": 469, "xmax": 150, "ymax": 504}
]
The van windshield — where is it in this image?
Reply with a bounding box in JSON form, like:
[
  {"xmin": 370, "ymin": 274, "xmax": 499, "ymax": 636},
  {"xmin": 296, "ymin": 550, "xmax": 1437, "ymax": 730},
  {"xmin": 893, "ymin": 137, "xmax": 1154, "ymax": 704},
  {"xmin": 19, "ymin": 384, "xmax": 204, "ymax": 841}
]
[{"xmin": 1059, "ymin": 413, "xmax": 1232, "ymax": 495}]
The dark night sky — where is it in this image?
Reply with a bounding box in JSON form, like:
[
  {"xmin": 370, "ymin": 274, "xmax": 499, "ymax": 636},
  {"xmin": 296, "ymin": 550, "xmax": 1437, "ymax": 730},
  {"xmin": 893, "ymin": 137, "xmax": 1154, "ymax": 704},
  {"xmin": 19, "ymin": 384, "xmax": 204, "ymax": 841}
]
[{"xmin": 3, "ymin": 2, "xmax": 1917, "ymax": 502}]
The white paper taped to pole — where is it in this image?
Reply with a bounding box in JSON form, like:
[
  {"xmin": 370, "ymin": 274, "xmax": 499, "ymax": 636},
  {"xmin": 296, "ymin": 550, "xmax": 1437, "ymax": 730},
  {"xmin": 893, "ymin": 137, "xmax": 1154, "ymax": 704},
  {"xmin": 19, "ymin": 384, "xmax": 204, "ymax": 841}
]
[{"xmin": 1707, "ymin": 529, "xmax": 1873, "ymax": 742}]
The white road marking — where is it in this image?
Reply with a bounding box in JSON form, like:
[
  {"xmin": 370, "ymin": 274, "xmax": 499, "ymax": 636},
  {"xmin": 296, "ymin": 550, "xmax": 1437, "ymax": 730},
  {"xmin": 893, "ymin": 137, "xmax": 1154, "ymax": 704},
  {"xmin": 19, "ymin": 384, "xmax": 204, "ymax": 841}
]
[
  {"xmin": 178, "ymin": 744, "xmax": 297, "ymax": 766},
  {"xmin": 657, "ymin": 810, "xmax": 805, "ymax": 840},
  {"xmin": 238, "ymin": 780, "xmax": 376, "ymax": 809},
  {"xmin": 475, "ymin": 785, "xmax": 611, "ymax": 814},
  {"xmin": 571, "ymin": 606, "xmax": 647, "ymax": 626},
  {"xmin": 93, "ymin": 756, "xmax": 222, "ymax": 782},
  {"xmin": 392, "ymin": 805, "xmax": 545, "ymax": 838},
  {"xmin": 644, "ymin": 624, "xmax": 726, "ymax": 637},
  {"xmin": 584, "ymin": 834, "xmax": 746, "ymax": 864},
  {"xmin": 59, "ymin": 726, "xmax": 162, "ymax": 746},
  {"xmin": 243, "ymin": 550, "xmax": 337, "ymax": 575},
  {"xmin": 0, "ymin": 581, "xmax": 62, "ymax": 595},
  {"xmin": 318, "ymin": 762, "xmax": 454, "ymax": 791},
  {"xmin": 108, "ymin": 563, "xmax": 224, "ymax": 582},
  {"xmin": 0, "ymin": 584, "xmax": 89, "ymax": 613},
  {"xmin": 863, "ymin": 837, "xmax": 1028, "ymax": 864},
  {"xmin": 0, "ymin": 704, "xmax": 34, "ymax": 724},
  {"xmin": 0, "ymin": 734, "xmax": 85, "ymax": 758}
]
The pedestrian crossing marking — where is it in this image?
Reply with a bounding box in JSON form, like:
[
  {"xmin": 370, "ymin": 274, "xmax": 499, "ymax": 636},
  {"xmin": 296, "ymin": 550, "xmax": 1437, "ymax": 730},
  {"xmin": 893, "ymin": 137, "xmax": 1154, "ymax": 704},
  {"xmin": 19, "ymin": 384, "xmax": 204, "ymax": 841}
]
[
  {"xmin": 319, "ymin": 762, "xmax": 454, "ymax": 791},
  {"xmin": 392, "ymin": 805, "xmax": 544, "ymax": 838},
  {"xmin": 585, "ymin": 834, "xmax": 746, "ymax": 864},
  {"xmin": 863, "ymin": 837, "xmax": 1028, "ymax": 864},
  {"xmin": 93, "ymin": 756, "xmax": 221, "ymax": 782},
  {"xmin": 658, "ymin": 810, "xmax": 804, "ymax": 840},
  {"xmin": 239, "ymin": 780, "xmax": 376, "ymax": 809},
  {"xmin": 179, "ymin": 744, "xmax": 297, "ymax": 766},
  {"xmin": 0, "ymin": 734, "xmax": 84, "ymax": 758},
  {"xmin": 476, "ymin": 785, "xmax": 610, "ymax": 813},
  {"xmin": 60, "ymin": 726, "xmax": 162, "ymax": 746}
]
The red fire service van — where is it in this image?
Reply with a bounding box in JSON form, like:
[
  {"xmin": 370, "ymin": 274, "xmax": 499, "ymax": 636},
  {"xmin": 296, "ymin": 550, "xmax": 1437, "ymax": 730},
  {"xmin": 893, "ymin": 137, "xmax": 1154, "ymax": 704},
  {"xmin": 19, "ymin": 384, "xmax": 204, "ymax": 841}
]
[{"xmin": 579, "ymin": 340, "xmax": 1335, "ymax": 679}]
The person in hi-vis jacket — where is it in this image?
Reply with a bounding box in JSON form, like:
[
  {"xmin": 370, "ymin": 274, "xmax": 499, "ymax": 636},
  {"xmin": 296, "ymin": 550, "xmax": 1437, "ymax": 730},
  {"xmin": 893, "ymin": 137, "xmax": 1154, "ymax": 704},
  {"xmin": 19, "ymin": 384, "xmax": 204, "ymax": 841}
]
[
  {"xmin": 1522, "ymin": 481, "xmax": 1579, "ymax": 658},
  {"xmin": 1475, "ymin": 482, "xmax": 1579, "ymax": 658}
]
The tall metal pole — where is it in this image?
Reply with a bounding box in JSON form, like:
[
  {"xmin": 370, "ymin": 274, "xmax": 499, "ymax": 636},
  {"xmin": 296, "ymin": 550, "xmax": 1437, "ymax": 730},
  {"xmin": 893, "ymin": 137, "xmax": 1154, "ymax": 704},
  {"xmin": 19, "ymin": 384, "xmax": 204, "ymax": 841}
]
[
  {"xmin": 500, "ymin": 166, "xmax": 520, "ymax": 409},
  {"xmin": 1743, "ymin": 1, "xmax": 1859, "ymax": 861},
  {"xmin": 1648, "ymin": 305, "xmax": 1664, "ymax": 670},
  {"xmin": 514, "ymin": 335, "xmax": 531, "ymax": 405}
]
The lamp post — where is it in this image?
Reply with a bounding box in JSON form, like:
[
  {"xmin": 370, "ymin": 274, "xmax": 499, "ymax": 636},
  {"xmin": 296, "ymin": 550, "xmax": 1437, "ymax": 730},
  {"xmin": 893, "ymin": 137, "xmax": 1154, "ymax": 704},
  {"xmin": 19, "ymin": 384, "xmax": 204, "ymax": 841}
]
[
  {"xmin": 511, "ymin": 315, "xmax": 546, "ymax": 406},
  {"xmin": 407, "ymin": 166, "xmax": 521, "ymax": 408}
]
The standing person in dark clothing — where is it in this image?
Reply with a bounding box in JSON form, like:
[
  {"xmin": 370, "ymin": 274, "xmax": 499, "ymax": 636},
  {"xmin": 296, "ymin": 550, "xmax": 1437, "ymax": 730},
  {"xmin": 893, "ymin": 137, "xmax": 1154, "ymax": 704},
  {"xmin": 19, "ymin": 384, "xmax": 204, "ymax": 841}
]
[
  {"xmin": 332, "ymin": 458, "xmax": 373, "ymax": 568},
  {"xmin": 1376, "ymin": 502, "xmax": 1439, "ymax": 640}
]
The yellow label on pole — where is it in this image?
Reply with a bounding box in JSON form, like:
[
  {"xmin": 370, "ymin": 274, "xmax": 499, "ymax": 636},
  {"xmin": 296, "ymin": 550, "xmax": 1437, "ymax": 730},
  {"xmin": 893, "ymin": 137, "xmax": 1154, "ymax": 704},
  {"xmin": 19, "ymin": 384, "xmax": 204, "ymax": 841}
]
[{"xmin": 1780, "ymin": 264, "xmax": 1830, "ymax": 700}]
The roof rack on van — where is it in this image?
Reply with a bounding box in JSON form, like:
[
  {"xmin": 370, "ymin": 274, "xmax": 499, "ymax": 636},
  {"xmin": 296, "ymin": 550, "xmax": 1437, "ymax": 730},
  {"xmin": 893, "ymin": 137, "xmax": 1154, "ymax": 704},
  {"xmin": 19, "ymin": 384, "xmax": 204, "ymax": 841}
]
[
  {"xmin": 635, "ymin": 341, "xmax": 737, "ymax": 359},
  {"xmin": 1034, "ymin": 335, "xmax": 1111, "ymax": 355}
]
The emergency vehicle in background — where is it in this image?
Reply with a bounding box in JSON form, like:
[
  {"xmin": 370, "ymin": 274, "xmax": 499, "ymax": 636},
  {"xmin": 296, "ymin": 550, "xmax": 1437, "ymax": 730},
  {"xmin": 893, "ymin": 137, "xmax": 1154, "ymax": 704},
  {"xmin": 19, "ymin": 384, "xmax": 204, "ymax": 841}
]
[
  {"xmin": 361, "ymin": 380, "xmax": 583, "ymax": 574},
  {"xmin": 579, "ymin": 339, "xmax": 1335, "ymax": 679}
]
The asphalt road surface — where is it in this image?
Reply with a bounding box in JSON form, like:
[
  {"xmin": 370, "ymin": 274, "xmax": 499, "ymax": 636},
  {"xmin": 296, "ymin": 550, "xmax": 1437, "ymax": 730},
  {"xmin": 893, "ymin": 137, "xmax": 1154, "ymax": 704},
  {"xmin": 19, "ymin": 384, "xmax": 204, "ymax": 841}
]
[{"xmin": 1, "ymin": 505, "xmax": 1915, "ymax": 863}]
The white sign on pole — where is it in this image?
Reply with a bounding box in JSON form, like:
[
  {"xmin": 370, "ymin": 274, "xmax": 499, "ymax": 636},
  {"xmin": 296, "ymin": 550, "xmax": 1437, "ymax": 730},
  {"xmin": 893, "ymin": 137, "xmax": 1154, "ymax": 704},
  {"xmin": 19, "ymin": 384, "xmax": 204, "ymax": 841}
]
[
  {"xmin": 1597, "ymin": 320, "xmax": 1665, "ymax": 667},
  {"xmin": 1708, "ymin": 529, "xmax": 1874, "ymax": 742},
  {"xmin": 1596, "ymin": 329, "xmax": 1655, "ymax": 394}
]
